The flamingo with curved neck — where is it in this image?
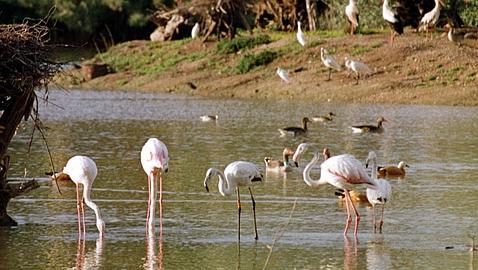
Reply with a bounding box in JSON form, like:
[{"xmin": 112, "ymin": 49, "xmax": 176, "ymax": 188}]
[
  {"xmin": 204, "ymin": 161, "xmax": 262, "ymax": 241},
  {"xmin": 293, "ymin": 143, "xmax": 377, "ymax": 237}
]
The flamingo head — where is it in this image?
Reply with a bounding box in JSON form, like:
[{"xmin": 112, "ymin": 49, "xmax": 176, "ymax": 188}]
[
  {"xmin": 365, "ymin": 151, "xmax": 377, "ymax": 168},
  {"xmin": 292, "ymin": 143, "xmax": 317, "ymax": 165},
  {"xmin": 203, "ymin": 168, "xmax": 218, "ymax": 192}
]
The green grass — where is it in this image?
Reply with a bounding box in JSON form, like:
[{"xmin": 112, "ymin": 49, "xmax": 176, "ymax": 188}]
[
  {"xmin": 216, "ymin": 35, "xmax": 272, "ymax": 54},
  {"xmin": 236, "ymin": 50, "xmax": 278, "ymax": 74},
  {"xmin": 350, "ymin": 45, "xmax": 372, "ymax": 56}
]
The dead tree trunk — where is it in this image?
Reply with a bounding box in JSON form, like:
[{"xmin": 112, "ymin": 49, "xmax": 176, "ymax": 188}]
[
  {"xmin": 305, "ymin": 0, "xmax": 318, "ymax": 31},
  {"xmin": 0, "ymin": 90, "xmax": 39, "ymax": 226}
]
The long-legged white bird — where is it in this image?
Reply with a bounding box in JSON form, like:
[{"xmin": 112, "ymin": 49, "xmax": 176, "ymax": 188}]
[
  {"xmin": 141, "ymin": 138, "xmax": 169, "ymax": 234},
  {"xmin": 344, "ymin": 57, "xmax": 372, "ymax": 84},
  {"xmin": 204, "ymin": 161, "xmax": 263, "ymax": 240},
  {"xmin": 56, "ymin": 156, "xmax": 105, "ymax": 238},
  {"xmin": 418, "ymin": 0, "xmax": 442, "ymax": 38},
  {"xmin": 320, "ymin": 48, "xmax": 342, "ymax": 81},
  {"xmin": 365, "ymin": 151, "xmax": 392, "ymax": 233},
  {"xmin": 293, "ymin": 143, "xmax": 378, "ymax": 237},
  {"xmin": 297, "ymin": 21, "xmax": 306, "ymax": 46},
  {"xmin": 345, "ymin": 0, "xmax": 359, "ymax": 35},
  {"xmin": 276, "ymin": 67, "xmax": 290, "ymax": 83},
  {"xmin": 382, "ymin": 0, "xmax": 403, "ymax": 45}
]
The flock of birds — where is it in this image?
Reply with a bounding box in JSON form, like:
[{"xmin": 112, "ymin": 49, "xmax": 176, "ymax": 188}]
[
  {"xmin": 51, "ymin": 112, "xmax": 409, "ymax": 241},
  {"xmin": 275, "ymin": 0, "xmax": 476, "ymax": 84}
]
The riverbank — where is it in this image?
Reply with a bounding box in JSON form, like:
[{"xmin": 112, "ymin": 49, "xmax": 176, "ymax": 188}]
[{"xmin": 55, "ymin": 31, "xmax": 478, "ymax": 106}]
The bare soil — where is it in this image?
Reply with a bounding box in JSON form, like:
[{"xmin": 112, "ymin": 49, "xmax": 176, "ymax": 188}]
[{"xmin": 58, "ymin": 31, "xmax": 478, "ymax": 106}]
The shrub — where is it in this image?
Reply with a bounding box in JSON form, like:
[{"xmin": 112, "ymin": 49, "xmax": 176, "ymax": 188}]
[
  {"xmin": 236, "ymin": 50, "xmax": 277, "ymax": 74},
  {"xmin": 216, "ymin": 35, "xmax": 271, "ymax": 54}
]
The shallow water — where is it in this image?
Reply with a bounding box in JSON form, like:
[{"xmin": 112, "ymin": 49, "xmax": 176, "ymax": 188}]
[{"xmin": 1, "ymin": 89, "xmax": 477, "ymax": 269}]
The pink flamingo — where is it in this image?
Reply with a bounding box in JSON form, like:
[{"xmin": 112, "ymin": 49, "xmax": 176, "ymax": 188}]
[
  {"xmin": 56, "ymin": 156, "xmax": 105, "ymax": 238},
  {"xmin": 141, "ymin": 138, "xmax": 169, "ymax": 233},
  {"xmin": 293, "ymin": 143, "xmax": 377, "ymax": 237}
]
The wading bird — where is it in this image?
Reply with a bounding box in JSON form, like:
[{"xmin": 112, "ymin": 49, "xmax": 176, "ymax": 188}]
[
  {"xmin": 141, "ymin": 138, "xmax": 169, "ymax": 233},
  {"xmin": 345, "ymin": 0, "xmax": 360, "ymax": 35},
  {"xmin": 418, "ymin": 0, "xmax": 441, "ymax": 38},
  {"xmin": 382, "ymin": 0, "xmax": 403, "ymax": 44},
  {"xmin": 200, "ymin": 115, "xmax": 218, "ymax": 122},
  {"xmin": 350, "ymin": 116, "xmax": 387, "ymax": 133},
  {"xmin": 276, "ymin": 67, "xmax": 290, "ymax": 83},
  {"xmin": 365, "ymin": 151, "xmax": 392, "ymax": 233},
  {"xmin": 312, "ymin": 112, "xmax": 335, "ymax": 122},
  {"xmin": 320, "ymin": 48, "xmax": 342, "ymax": 81},
  {"xmin": 297, "ymin": 21, "xmax": 306, "ymax": 46},
  {"xmin": 293, "ymin": 143, "xmax": 378, "ymax": 237},
  {"xmin": 278, "ymin": 117, "xmax": 310, "ymax": 137},
  {"xmin": 264, "ymin": 147, "xmax": 297, "ymax": 173},
  {"xmin": 344, "ymin": 57, "xmax": 372, "ymax": 84},
  {"xmin": 55, "ymin": 156, "xmax": 105, "ymax": 238},
  {"xmin": 204, "ymin": 161, "xmax": 263, "ymax": 240},
  {"xmin": 378, "ymin": 161, "xmax": 409, "ymax": 178}
]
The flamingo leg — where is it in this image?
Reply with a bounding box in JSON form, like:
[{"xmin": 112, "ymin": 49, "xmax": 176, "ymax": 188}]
[
  {"xmin": 343, "ymin": 190, "xmax": 353, "ymax": 236},
  {"xmin": 344, "ymin": 190, "xmax": 360, "ymax": 237},
  {"xmin": 146, "ymin": 173, "xmax": 151, "ymax": 232},
  {"xmin": 81, "ymin": 194, "xmax": 86, "ymax": 238},
  {"xmin": 248, "ymin": 187, "xmax": 258, "ymax": 240},
  {"xmin": 372, "ymin": 205, "xmax": 377, "ymax": 233},
  {"xmin": 236, "ymin": 187, "xmax": 241, "ymax": 242},
  {"xmin": 76, "ymin": 184, "xmax": 82, "ymax": 237},
  {"xmin": 379, "ymin": 204, "xmax": 385, "ymax": 233},
  {"xmin": 158, "ymin": 170, "xmax": 163, "ymax": 234}
]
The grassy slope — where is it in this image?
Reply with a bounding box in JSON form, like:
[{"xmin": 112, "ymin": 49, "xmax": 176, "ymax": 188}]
[{"xmin": 57, "ymin": 29, "xmax": 478, "ymax": 106}]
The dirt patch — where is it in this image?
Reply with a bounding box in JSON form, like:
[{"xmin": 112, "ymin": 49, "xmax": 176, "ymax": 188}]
[{"xmin": 57, "ymin": 31, "xmax": 478, "ymax": 106}]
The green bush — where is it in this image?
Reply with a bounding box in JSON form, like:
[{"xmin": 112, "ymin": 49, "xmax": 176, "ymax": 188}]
[
  {"xmin": 236, "ymin": 50, "xmax": 277, "ymax": 74},
  {"xmin": 216, "ymin": 35, "xmax": 271, "ymax": 54}
]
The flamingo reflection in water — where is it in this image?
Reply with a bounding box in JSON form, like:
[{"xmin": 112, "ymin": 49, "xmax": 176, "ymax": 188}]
[{"xmin": 75, "ymin": 237, "xmax": 104, "ymax": 270}]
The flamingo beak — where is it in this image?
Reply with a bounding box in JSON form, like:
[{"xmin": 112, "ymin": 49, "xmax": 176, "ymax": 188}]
[
  {"xmin": 204, "ymin": 184, "xmax": 210, "ymax": 192},
  {"xmin": 294, "ymin": 161, "xmax": 299, "ymax": 167}
]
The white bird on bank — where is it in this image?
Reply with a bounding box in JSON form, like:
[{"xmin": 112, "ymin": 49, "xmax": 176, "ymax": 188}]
[
  {"xmin": 320, "ymin": 48, "xmax": 342, "ymax": 81},
  {"xmin": 276, "ymin": 67, "xmax": 290, "ymax": 83},
  {"xmin": 344, "ymin": 57, "xmax": 372, "ymax": 84},
  {"xmin": 204, "ymin": 161, "xmax": 263, "ymax": 240},
  {"xmin": 297, "ymin": 21, "xmax": 306, "ymax": 46},
  {"xmin": 365, "ymin": 151, "xmax": 392, "ymax": 233},
  {"xmin": 191, "ymin": 22, "xmax": 200, "ymax": 39},
  {"xmin": 345, "ymin": 0, "xmax": 360, "ymax": 35},
  {"xmin": 419, "ymin": 0, "xmax": 442, "ymax": 38}
]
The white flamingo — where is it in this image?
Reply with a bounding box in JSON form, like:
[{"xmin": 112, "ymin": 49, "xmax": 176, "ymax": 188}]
[
  {"xmin": 365, "ymin": 151, "xmax": 392, "ymax": 233},
  {"xmin": 320, "ymin": 48, "xmax": 342, "ymax": 81},
  {"xmin": 276, "ymin": 67, "xmax": 290, "ymax": 83},
  {"xmin": 419, "ymin": 0, "xmax": 442, "ymax": 38},
  {"xmin": 345, "ymin": 0, "xmax": 360, "ymax": 35},
  {"xmin": 55, "ymin": 156, "xmax": 105, "ymax": 238},
  {"xmin": 204, "ymin": 161, "xmax": 263, "ymax": 240},
  {"xmin": 191, "ymin": 22, "xmax": 200, "ymax": 39},
  {"xmin": 296, "ymin": 21, "xmax": 306, "ymax": 46},
  {"xmin": 141, "ymin": 138, "xmax": 169, "ymax": 233},
  {"xmin": 293, "ymin": 143, "xmax": 377, "ymax": 237},
  {"xmin": 344, "ymin": 57, "xmax": 372, "ymax": 84}
]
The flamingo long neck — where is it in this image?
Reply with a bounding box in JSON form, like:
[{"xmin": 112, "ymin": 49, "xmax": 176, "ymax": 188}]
[
  {"xmin": 303, "ymin": 151, "xmax": 327, "ymax": 188},
  {"xmin": 370, "ymin": 157, "xmax": 378, "ymax": 180},
  {"xmin": 213, "ymin": 169, "xmax": 235, "ymax": 196},
  {"xmin": 82, "ymin": 182, "xmax": 105, "ymax": 236}
]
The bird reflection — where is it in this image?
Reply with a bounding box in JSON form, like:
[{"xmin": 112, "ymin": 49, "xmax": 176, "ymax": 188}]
[
  {"xmin": 366, "ymin": 235, "xmax": 391, "ymax": 270},
  {"xmin": 144, "ymin": 232, "xmax": 164, "ymax": 270},
  {"xmin": 344, "ymin": 236, "xmax": 359, "ymax": 270},
  {"xmin": 75, "ymin": 237, "xmax": 104, "ymax": 270}
]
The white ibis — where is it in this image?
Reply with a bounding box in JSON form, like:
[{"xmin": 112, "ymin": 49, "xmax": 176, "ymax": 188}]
[
  {"xmin": 320, "ymin": 48, "xmax": 342, "ymax": 81},
  {"xmin": 350, "ymin": 116, "xmax": 387, "ymax": 133},
  {"xmin": 297, "ymin": 21, "xmax": 306, "ymax": 46},
  {"xmin": 345, "ymin": 0, "xmax": 360, "ymax": 35},
  {"xmin": 365, "ymin": 151, "xmax": 392, "ymax": 233},
  {"xmin": 344, "ymin": 57, "xmax": 372, "ymax": 84},
  {"xmin": 276, "ymin": 67, "xmax": 290, "ymax": 83},
  {"xmin": 204, "ymin": 161, "xmax": 263, "ymax": 240},
  {"xmin": 278, "ymin": 117, "xmax": 310, "ymax": 137},
  {"xmin": 191, "ymin": 22, "xmax": 200, "ymax": 39}
]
